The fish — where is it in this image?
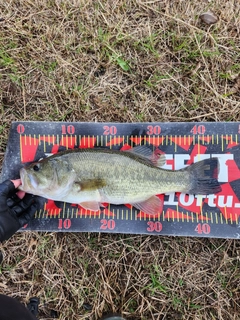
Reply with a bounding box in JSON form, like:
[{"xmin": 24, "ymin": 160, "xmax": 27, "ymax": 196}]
[{"xmin": 19, "ymin": 146, "xmax": 221, "ymax": 215}]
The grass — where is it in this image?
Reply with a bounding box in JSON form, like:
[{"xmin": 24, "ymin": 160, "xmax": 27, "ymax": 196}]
[{"xmin": 0, "ymin": 0, "xmax": 240, "ymax": 319}]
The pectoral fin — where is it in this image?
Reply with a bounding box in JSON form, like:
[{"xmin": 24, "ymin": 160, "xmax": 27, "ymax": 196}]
[
  {"xmin": 75, "ymin": 178, "xmax": 106, "ymax": 191},
  {"xmin": 79, "ymin": 201, "xmax": 100, "ymax": 211},
  {"xmin": 130, "ymin": 195, "xmax": 163, "ymax": 215}
]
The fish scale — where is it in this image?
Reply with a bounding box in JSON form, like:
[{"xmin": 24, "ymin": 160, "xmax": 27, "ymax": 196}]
[{"xmin": 1, "ymin": 121, "xmax": 240, "ymax": 239}]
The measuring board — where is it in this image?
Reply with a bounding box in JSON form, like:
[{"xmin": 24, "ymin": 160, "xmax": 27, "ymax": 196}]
[{"xmin": 1, "ymin": 121, "xmax": 240, "ymax": 239}]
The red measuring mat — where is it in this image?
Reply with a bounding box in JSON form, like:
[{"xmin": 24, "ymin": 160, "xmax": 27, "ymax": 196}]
[{"xmin": 1, "ymin": 121, "xmax": 240, "ymax": 239}]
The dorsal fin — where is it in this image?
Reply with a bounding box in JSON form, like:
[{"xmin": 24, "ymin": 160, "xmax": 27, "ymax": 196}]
[{"xmin": 125, "ymin": 146, "xmax": 165, "ymax": 167}]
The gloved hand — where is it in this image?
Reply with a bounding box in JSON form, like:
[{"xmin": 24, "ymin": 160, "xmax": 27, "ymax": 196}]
[{"xmin": 0, "ymin": 180, "xmax": 37, "ymax": 242}]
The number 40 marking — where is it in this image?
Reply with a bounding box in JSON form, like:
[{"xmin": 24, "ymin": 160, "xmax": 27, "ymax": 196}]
[
  {"xmin": 194, "ymin": 223, "xmax": 210, "ymax": 235},
  {"xmin": 190, "ymin": 125, "xmax": 206, "ymax": 134}
]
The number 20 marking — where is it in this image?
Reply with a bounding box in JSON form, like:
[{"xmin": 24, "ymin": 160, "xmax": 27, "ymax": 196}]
[
  {"xmin": 100, "ymin": 219, "xmax": 116, "ymax": 230},
  {"xmin": 103, "ymin": 126, "xmax": 117, "ymax": 135}
]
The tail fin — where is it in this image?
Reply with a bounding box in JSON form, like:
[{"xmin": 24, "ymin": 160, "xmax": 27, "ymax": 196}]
[{"xmin": 186, "ymin": 158, "xmax": 221, "ymax": 194}]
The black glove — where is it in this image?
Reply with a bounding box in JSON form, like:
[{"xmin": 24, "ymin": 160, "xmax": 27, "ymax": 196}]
[{"xmin": 0, "ymin": 180, "xmax": 37, "ymax": 242}]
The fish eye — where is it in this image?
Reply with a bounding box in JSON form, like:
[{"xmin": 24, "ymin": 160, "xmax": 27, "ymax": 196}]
[{"xmin": 33, "ymin": 163, "xmax": 40, "ymax": 172}]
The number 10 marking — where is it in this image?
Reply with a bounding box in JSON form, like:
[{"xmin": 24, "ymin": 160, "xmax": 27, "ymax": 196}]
[
  {"xmin": 58, "ymin": 218, "xmax": 71, "ymax": 229},
  {"xmin": 61, "ymin": 125, "xmax": 75, "ymax": 134}
]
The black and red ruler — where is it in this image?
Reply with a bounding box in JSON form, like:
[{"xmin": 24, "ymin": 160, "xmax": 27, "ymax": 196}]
[{"xmin": 1, "ymin": 121, "xmax": 240, "ymax": 239}]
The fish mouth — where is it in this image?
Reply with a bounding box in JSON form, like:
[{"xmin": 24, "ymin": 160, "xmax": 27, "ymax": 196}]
[
  {"xmin": 19, "ymin": 168, "xmax": 39, "ymax": 191},
  {"xmin": 18, "ymin": 168, "xmax": 26, "ymax": 191}
]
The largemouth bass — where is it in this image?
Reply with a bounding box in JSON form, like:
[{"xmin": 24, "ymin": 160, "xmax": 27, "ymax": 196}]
[{"xmin": 19, "ymin": 147, "xmax": 221, "ymax": 215}]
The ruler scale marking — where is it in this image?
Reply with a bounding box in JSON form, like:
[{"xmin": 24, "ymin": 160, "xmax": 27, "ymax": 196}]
[{"xmin": 2, "ymin": 121, "xmax": 240, "ymax": 238}]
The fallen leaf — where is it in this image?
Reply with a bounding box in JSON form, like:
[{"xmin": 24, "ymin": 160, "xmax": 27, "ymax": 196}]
[{"xmin": 200, "ymin": 11, "xmax": 218, "ymax": 25}]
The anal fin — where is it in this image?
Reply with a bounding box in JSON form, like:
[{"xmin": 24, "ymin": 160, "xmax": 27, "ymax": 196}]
[
  {"xmin": 130, "ymin": 195, "xmax": 163, "ymax": 216},
  {"xmin": 79, "ymin": 201, "xmax": 100, "ymax": 211}
]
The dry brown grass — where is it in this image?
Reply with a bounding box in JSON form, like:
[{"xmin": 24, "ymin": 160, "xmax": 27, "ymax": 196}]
[
  {"xmin": 0, "ymin": 0, "xmax": 240, "ymax": 319},
  {"xmin": 1, "ymin": 233, "xmax": 240, "ymax": 320}
]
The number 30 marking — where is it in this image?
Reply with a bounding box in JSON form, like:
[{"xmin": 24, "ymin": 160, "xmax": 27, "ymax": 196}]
[
  {"xmin": 147, "ymin": 125, "xmax": 161, "ymax": 135},
  {"xmin": 147, "ymin": 221, "xmax": 162, "ymax": 232}
]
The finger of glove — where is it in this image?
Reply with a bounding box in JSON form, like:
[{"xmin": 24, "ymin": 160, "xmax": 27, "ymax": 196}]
[
  {"xmin": 18, "ymin": 202, "xmax": 37, "ymax": 227},
  {"xmin": 7, "ymin": 194, "xmax": 22, "ymax": 208},
  {"xmin": 11, "ymin": 194, "xmax": 35, "ymax": 216},
  {"xmin": 0, "ymin": 180, "xmax": 16, "ymax": 210}
]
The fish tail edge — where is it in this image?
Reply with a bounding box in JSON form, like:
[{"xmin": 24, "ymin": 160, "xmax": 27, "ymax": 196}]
[{"xmin": 186, "ymin": 158, "xmax": 222, "ymax": 195}]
